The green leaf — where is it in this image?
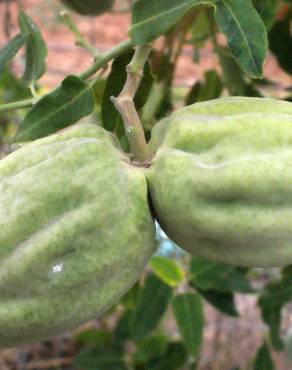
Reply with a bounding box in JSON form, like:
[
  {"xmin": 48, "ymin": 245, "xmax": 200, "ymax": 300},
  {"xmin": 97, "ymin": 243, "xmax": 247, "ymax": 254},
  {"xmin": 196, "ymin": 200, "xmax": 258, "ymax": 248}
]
[
  {"xmin": 185, "ymin": 69, "xmax": 223, "ymax": 105},
  {"xmin": 0, "ymin": 34, "xmax": 25, "ymax": 73},
  {"xmin": 101, "ymin": 50, "xmax": 153, "ymax": 139},
  {"xmin": 149, "ymin": 256, "xmax": 185, "ymax": 287},
  {"xmin": 269, "ymin": 16, "xmax": 292, "ymax": 76},
  {"xmin": 258, "ymin": 266, "xmax": 292, "ymax": 351},
  {"xmin": 130, "ymin": 0, "xmax": 267, "ymax": 77},
  {"xmin": 74, "ymin": 329, "xmax": 111, "ymax": 347},
  {"xmin": 134, "ymin": 334, "xmax": 168, "ymax": 364},
  {"xmin": 196, "ymin": 288, "xmax": 239, "ymax": 317},
  {"xmin": 131, "ymin": 274, "xmax": 172, "ymax": 340},
  {"xmin": 190, "ymin": 257, "xmax": 254, "ymax": 294},
  {"xmin": 14, "ymin": 75, "xmax": 95, "ymax": 142},
  {"xmin": 253, "ymin": 343, "xmax": 275, "ymax": 370},
  {"xmin": 74, "ymin": 347, "xmax": 127, "ymax": 370},
  {"xmin": 217, "ymin": 47, "xmax": 262, "ymax": 96},
  {"xmin": 172, "ymin": 293, "xmax": 204, "ymax": 357},
  {"xmin": 252, "ymin": 0, "xmax": 277, "ymax": 30},
  {"xmin": 145, "ymin": 342, "xmax": 188, "ymax": 370},
  {"xmin": 114, "ymin": 309, "xmax": 133, "ymax": 341},
  {"xmin": 18, "ymin": 11, "xmax": 47, "ymax": 85},
  {"xmin": 214, "ymin": 0, "xmax": 267, "ymax": 78},
  {"xmin": 129, "ymin": 0, "xmax": 214, "ymax": 45}
]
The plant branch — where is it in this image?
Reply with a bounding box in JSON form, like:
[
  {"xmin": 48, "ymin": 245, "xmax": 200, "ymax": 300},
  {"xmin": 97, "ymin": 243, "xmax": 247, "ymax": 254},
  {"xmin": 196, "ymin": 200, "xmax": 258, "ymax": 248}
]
[
  {"xmin": 111, "ymin": 45, "xmax": 151, "ymax": 164},
  {"xmin": 0, "ymin": 39, "xmax": 133, "ymax": 113},
  {"xmin": 60, "ymin": 11, "xmax": 99, "ymax": 57}
]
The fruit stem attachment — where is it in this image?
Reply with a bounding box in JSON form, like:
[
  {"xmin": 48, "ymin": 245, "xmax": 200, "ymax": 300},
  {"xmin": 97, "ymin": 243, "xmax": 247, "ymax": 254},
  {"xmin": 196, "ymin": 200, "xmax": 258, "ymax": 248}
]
[{"xmin": 111, "ymin": 45, "xmax": 151, "ymax": 164}]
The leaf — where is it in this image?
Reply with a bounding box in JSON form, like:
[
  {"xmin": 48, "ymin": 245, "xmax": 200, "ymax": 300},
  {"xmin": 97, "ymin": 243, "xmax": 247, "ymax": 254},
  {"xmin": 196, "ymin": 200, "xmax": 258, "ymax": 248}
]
[
  {"xmin": 74, "ymin": 329, "xmax": 111, "ymax": 347},
  {"xmin": 131, "ymin": 274, "xmax": 172, "ymax": 340},
  {"xmin": 190, "ymin": 257, "xmax": 254, "ymax": 294},
  {"xmin": 145, "ymin": 342, "xmax": 188, "ymax": 370},
  {"xmin": 149, "ymin": 256, "xmax": 185, "ymax": 287},
  {"xmin": 18, "ymin": 11, "xmax": 47, "ymax": 85},
  {"xmin": 253, "ymin": 343, "xmax": 275, "ymax": 370},
  {"xmin": 185, "ymin": 69, "xmax": 223, "ymax": 105},
  {"xmin": 196, "ymin": 288, "xmax": 239, "ymax": 317},
  {"xmin": 74, "ymin": 347, "xmax": 127, "ymax": 370},
  {"xmin": 269, "ymin": 16, "xmax": 292, "ymax": 75},
  {"xmin": 252, "ymin": 0, "xmax": 277, "ymax": 30},
  {"xmin": 0, "ymin": 34, "xmax": 25, "ymax": 73},
  {"xmin": 14, "ymin": 75, "xmax": 95, "ymax": 142},
  {"xmin": 101, "ymin": 50, "xmax": 153, "ymax": 139},
  {"xmin": 172, "ymin": 293, "xmax": 204, "ymax": 357},
  {"xmin": 134, "ymin": 334, "xmax": 168, "ymax": 364},
  {"xmin": 217, "ymin": 47, "xmax": 262, "ymax": 96},
  {"xmin": 114, "ymin": 309, "xmax": 133, "ymax": 341},
  {"xmin": 214, "ymin": 0, "xmax": 267, "ymax": 78},
  {"xmin": 130, "ymin": 0, "xmax": 267, "ymax": 77},
  {"xmin": 258, "ymin": 266, "xmax": 292, "ymax": 351},
  {"xmin": 129, "ymin": 0, "xmax": 214, "ymax": 46}
]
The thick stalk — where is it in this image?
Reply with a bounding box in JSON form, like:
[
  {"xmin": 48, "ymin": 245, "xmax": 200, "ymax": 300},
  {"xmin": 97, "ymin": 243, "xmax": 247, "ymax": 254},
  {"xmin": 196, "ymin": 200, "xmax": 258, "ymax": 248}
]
[{"xmin": 111, "ymin": 45, "xmax": 151, "ymax": 164}]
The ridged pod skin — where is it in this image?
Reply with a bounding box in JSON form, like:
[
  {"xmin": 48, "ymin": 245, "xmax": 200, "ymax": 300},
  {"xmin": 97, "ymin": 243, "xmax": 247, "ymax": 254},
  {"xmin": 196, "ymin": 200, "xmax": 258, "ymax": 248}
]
[
  {"xmin": 0, "ymin": 124, "xmax": 155, "ymax": 348},
  {"xmin": 146, "ymin": 97, "xmax": 292, "ymax": 267},
  {"xmin": 60, "ymin": 0, "xmax": 114, "ymax": 16}
]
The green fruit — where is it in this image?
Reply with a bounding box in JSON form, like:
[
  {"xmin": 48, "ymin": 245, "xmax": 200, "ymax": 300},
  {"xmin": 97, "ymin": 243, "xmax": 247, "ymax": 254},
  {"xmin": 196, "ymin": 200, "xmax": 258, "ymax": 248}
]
[
  {"xmin": 0, "ymin": 124, "xmax": 155, "ymax": 348},
  {"xmin": 60, "ymin": 0, "xmax": 114, "ymax": 16},
  {"xmin": 146, "ymin": 97, "xmax": 292, "ymax": 267}
]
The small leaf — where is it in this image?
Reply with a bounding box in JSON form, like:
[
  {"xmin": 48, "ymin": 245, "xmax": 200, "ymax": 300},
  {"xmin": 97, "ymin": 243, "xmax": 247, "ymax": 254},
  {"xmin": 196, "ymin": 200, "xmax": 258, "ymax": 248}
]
[
  {"xmin": 252, "ymin": 0, "xmax": 277, "ymax": 30},
  {"xmin": 146, "ymin": 342, "xmax": 188, "ymax": 370},
  {"xmin": 185, "ymin": 69, "xmax": 223, "ymax": 105},
  {"xmin": 18, "ymin": 11, "xmax": 47, "ymax": 85},
  {"xmin": 134, "ymin": 334, "xmax": 168, "ymax": 364},
  {"xmin": 131, "ymin": 274, "xmax": 172, "ymax": 340},
  {"xmin": 172, "ymin": 293, "xmax": 204, "ymax": 357},
  {"xmin": 74, "ymin": 347, "xmax": 127, "ymax": 370},
  {"xmin": 149, "ymin": 256, "xmax": 185, "ymax": 287},
  {"xmin": 14, "ymin": 75, "xmax": 95, "ymax": 142},
  {"xmin": 196, "ymin": 288, "xmax": 239, "ymax": 317},
  {"xmin": 190, "ymin": 257, "xmax": 254, "ymax": 294},
  {"xmin": 0, "ymin": 34, "xmax": 25, "ymax": 73},
  {"xmin": 253, "ymin": 342, "xmax": 275, "ymax": 370},
  {"xmin": 269, "ymin": 16, "xmax": 292, "ymax": 76},
  {"xmin": 258, "ymin": 266, "xmax": 292, "ymax": 350}
]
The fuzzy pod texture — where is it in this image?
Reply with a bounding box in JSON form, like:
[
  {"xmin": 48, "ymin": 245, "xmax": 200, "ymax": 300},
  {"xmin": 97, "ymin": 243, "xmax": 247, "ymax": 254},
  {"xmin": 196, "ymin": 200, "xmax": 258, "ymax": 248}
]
[
  {"xmin": 146, "ymin": 97, "xmax": 292, "ymax": 267},
  {"xmin": 60, "ymin": 0, "xmax": 114, "ymax": 15},
  {"xmin": 0, "ymin": 124, "xmax": 156, "ymax": 348}
]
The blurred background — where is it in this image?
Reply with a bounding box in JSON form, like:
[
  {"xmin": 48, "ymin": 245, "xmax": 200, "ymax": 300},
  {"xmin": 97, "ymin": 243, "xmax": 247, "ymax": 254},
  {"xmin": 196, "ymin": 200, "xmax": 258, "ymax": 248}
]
[{"xmin": 0, "ymin": 1, "xmax": 292, "ymax": 369}]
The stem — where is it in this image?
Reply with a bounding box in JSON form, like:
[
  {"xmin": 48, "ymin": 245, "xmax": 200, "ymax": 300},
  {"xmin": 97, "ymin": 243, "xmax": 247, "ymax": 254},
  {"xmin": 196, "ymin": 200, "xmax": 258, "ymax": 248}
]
[
  {"xmin": 111, "ymin": 45, "xmax": 151, "ymax": 164},
  {"xmin": 61, "ymin": 11, "xmax": 99, "ymax": 57},
  {"xmin": 0, "ymin": 39, "xmax": 133, "ymax": 113},
  {"xmin": 0, "ymin": 98, "xmax": 34, "ymax": 113},
  {"xmin": 79, "ymin": 39, "xmax": 133, "ymax": 79}
]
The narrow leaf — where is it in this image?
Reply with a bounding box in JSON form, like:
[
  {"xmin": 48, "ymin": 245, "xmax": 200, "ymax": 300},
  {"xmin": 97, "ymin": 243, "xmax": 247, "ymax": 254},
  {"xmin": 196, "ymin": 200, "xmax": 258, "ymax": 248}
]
[
  {"xmin": 147, "ymin": 342, "xmax": 188, "ymax": 370},
  {"xmin": 131, "ymin": 274, "xmax": 172, "ymax": 340},
  {"xmin": 196, "ymin": 288, "xmax": 239, "ymax": 317},
  {"xmin": 149, "ymin": 256, "xmax": 185, "ymax": 287},
  {"xmin": 253, "ymin": 343, "xmax": 275, "ymax": 370},
  {"xmin": 14, "ymin": 75, "xmax": 95, "ymax": 142},
  {"xmin": 0, "ymin": 34, "xmax": 25, "ymax": 72},
  {"xmin": 258, "ymin": 266, "xmax": 292, "ymax": 350},
  {"xmin": 172, "ymin": 293, "xmax": 204, "ymax": 357},
  {"xmin": 18, "ymin": 11, "xmax": 47, "ymax": 85},
  {"xmin": 190, "ymin": 257, "xmax": 254, "ymax": 294}
]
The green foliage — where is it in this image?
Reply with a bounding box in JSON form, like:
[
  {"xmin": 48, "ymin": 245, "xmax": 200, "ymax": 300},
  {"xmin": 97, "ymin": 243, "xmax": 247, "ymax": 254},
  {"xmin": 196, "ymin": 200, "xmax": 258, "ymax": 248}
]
[{"xmin": 0, "ymin": 1, "xmax": 292, "ymax": 369}]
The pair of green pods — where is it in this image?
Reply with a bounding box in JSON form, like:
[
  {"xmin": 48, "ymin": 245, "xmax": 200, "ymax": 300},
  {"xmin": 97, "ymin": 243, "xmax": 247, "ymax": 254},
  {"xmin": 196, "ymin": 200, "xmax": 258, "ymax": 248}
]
[{"xmin": 1, "ymin": 97, "xmax": 292, "ymax": 347}]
